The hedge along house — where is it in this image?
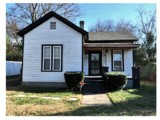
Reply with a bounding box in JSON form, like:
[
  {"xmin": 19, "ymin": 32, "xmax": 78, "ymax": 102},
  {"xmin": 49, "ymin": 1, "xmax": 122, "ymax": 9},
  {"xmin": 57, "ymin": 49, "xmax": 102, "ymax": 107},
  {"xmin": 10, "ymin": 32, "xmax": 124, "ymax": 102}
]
[{"xmin": 17, "ymin": 11, "xmax": 140, "ymax": 88}]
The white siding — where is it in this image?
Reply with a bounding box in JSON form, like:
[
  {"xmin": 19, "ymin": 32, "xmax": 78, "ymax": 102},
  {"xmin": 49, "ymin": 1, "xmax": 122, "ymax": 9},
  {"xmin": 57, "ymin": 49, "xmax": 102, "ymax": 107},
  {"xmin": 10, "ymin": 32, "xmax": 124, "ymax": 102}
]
[
  {"xmin": 102, "ymin": 49, "xmax": 106, "ymax": 67},
  {"xmin": 106, "ymin": 50, "xmax": 112, "ymax": 72},
  {"xmin": 23, "ymin": 17, "xmax": 82, "ymax": 82},
  {"xmin": 124, "ymin": 49, "xmax": 133, "ymax": 76},
  {"xmin": 83, "ymin": 54, "xmax": 88, "ymax": 75}
]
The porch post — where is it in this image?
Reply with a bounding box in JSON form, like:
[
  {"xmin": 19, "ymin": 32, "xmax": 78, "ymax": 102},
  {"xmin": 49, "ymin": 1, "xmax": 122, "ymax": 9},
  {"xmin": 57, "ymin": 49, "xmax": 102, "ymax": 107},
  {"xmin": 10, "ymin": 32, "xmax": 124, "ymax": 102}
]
[{"xmin": 132, "ymin": 67, "xmax": 140, "ymax": 88}]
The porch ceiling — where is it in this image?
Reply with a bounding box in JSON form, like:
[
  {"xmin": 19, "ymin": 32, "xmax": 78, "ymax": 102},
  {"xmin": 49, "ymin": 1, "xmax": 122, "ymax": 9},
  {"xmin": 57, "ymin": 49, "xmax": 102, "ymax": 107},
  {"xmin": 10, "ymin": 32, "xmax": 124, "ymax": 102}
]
[{"xmin": 83, "ymin": 43, "xmax": 140, "ymax": 48}]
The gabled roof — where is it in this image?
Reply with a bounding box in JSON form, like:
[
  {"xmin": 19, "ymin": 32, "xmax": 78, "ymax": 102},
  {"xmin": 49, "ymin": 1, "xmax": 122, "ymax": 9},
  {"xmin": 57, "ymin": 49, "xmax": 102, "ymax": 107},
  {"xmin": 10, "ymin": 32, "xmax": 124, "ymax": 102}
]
[
  {"xmin": 17, "ymin": 11, "xmax": 87, "ymax": 36},
  {"xmin": 88, "ymin": 31, "xmax": 138, "ymax": 42}
]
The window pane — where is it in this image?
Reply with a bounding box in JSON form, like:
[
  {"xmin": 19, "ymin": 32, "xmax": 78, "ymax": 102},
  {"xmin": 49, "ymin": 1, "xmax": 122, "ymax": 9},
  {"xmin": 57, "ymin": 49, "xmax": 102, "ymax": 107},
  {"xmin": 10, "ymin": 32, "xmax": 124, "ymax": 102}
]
[
  {"xmin": 114, "ymin": 54, "xmax": 121, "ymax": 61},
  {"xmin": 113, "ymin": 51, "xmax": 122, "ymax": 61},
  {"xmin": 53, "ymin": 59, "xmax": 60, "ymax": 70},
  {"xmin": 114, "ymin": 61, "xmax": 122, "ymax": 70},
  {"xmin": 44, "ymin": 47, "xmax": 51, "ymax": 58},
  {"xmin": 54, "ymin": 47, "xmax": 60, "ymax": 58},
  {"xmin": 44, "ymin": 59, "xmax": 50, "ymax": 70},
  {"xmin": 91, "ymin": 54, "xmax": 99, "ymax": 61}
]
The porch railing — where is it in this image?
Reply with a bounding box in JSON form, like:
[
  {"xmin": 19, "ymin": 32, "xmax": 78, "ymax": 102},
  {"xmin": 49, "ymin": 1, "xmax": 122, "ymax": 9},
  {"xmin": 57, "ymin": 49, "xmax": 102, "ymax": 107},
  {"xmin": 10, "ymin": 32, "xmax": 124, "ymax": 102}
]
[{"xmin": 101, "ymin": 67, "xmax": 109, "ymax": 74}]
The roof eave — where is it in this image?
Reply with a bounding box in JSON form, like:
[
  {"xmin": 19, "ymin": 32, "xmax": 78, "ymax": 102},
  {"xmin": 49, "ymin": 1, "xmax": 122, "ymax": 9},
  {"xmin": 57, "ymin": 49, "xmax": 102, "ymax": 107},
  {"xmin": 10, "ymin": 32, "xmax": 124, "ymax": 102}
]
[
  {"xmin": 85, "ymin": 39, "xmax": 138, "ymax": 43},
  {"xmin": 84, "ymin": 43, "xmax": 140, "ymax": 48}
]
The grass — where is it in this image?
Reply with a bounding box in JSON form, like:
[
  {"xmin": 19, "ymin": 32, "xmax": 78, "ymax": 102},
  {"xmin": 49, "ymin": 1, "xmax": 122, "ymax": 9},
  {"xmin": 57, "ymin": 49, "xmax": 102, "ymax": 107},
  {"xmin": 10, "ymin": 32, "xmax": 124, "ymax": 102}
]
[
  {"xmin": 56, "ymin": 80, "xmax": 156, "ymax": 116},
  {"xmin": 107, "ymin": 81, "xmax": 156, "ymax": 115},
  {"xmin": 6, "ymin": 81, "xmax": 156, "ymax": 116},
  {"xmin": 6, "ymin": 86, "xmax": 81, "ymax": 116}
]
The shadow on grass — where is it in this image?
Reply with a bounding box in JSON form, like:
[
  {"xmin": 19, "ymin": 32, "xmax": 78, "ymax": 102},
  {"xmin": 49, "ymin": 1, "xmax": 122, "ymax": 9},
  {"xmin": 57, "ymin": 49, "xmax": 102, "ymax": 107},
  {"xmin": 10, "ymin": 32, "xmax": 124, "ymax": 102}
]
[
  {"xmin": 6, "ymin": 75, "xmax": 22, "ymax": 86},
  {"xmin": 6, "ymin": 85, "xmax": 80, "ymax": 94},
  {"xmin": 53, "ymin": 97, "xmax": 156, "ymax": 116},
  {"xmin": 6, "ymin": 81, "xmax": 156, "ymax": 116},
  {"xmin": 48, "ymin": 84, "xmax": 156, "ymax": 116}
]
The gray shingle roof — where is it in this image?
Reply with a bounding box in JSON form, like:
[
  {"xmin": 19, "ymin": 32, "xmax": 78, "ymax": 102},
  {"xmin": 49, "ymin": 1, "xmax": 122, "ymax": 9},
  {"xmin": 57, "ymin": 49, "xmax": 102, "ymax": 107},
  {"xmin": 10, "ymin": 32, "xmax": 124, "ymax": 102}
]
[{"xmin": 89, "ymin": 31, "xmax": 138, "ymax": 41}]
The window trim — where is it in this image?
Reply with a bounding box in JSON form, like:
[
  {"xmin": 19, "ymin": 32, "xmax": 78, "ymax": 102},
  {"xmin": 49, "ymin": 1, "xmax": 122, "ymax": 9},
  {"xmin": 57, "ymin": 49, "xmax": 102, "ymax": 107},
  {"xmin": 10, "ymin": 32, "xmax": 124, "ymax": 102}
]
[
  {"xmin": 111, "ymin": 50, "xmax": 124, "ymax": 71},
  {"xmin": 41, "ymin": 44, "xmax": 63, "ymax": 72}
]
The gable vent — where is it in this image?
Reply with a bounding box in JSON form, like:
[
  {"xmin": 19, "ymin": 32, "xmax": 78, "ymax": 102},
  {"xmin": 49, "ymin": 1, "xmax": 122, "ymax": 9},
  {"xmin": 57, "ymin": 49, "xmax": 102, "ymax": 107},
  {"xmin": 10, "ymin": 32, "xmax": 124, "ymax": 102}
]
[{"xmin": 50, "ymin": 22, "xmax": 56, "ymax": 29}]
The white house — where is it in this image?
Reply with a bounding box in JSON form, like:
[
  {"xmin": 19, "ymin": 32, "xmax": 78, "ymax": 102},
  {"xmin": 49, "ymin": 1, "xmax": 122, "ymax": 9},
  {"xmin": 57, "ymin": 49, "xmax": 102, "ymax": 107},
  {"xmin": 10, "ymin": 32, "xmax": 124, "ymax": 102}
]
[{"xmin": 17, "ymin": 11, "xmax": 140, "ymax": 88}]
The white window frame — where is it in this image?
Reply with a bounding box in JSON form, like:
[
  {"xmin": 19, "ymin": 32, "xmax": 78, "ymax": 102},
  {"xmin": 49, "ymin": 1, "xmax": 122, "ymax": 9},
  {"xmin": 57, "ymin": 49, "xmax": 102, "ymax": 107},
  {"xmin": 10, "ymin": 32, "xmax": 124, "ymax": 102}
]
[
  {"xmin": 43, "ymin": 46, "xmax": 51, "ymax": 71},
  {"xmin": 113, "ymin": 50, "xmax": 123, "ymax": 71},
  {"xmin": 52, "ymin": 46, "xmax": 61, "ymax": 71}
]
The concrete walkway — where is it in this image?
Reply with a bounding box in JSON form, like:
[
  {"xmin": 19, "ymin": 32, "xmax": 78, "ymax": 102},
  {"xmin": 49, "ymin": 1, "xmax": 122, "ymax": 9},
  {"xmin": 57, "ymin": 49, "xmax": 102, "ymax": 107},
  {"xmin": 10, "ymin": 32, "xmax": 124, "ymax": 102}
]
[
  {"xmin": 82, "ymin": 80, "xmax": 113, "ymax": 106},
  {"xmin": 82, "ymin": 93, "xmax": 113, "ymax": 106}
]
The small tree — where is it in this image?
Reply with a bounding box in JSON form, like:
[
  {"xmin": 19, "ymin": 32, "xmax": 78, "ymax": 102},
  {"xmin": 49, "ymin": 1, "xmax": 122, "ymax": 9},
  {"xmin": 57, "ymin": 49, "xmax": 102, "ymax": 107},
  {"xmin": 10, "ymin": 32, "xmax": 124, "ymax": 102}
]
[
  {"xmin": 6, "ymin": 36, "xmax": 22, "ymax": 61},
  {"xmin": 135, "ymin": 6, "xmax": 156, "ymax": 65}
]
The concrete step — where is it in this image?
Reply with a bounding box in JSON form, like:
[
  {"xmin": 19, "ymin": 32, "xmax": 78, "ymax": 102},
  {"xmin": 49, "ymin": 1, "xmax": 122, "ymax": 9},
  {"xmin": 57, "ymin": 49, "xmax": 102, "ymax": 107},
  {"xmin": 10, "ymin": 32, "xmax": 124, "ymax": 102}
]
[
  {"xmin": 82, "ymin": 79, "xmax": 106, "ymax": 94},
  {"xmin": 84, "ymin": 76, "xmax": 102, "ymax": 80}
]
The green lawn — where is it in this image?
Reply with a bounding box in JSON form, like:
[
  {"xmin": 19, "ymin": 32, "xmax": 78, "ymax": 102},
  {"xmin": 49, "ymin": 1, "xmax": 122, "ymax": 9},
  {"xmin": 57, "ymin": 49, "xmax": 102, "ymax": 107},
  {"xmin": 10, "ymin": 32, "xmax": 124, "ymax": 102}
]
[
  {"xmin": 6, "ymin": 86, "xmax": 81, "ymax": 116},
  {"xmin": 107, "ymin": 81, "xmax": 156, "ymax": 115},
  {"xmin": 58, "ymin": 81, "xmax": 156, "ymax": 116},
  {"xmin": 6, "ymin": 81, "xmax": 156, "ymax": 116}
]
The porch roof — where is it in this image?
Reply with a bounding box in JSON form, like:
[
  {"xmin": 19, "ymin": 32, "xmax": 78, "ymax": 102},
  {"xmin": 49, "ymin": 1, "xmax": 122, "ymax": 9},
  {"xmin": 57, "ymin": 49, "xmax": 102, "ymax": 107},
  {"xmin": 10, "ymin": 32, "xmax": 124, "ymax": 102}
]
[
  {"xmin": 83, "ymin": 43, "xmax": 140, "ymax": 48},
  {"xmin": 88, "ymin": 31, "xmax": 138, "ymax": 42}
]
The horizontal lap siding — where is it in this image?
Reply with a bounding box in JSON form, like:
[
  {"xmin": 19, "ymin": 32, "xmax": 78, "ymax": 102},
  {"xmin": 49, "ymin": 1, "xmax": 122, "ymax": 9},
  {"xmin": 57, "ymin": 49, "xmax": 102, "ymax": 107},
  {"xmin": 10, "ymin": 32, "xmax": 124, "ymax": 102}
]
[
  {"xmin": 124, "ymin": 50, "xmax": 133, "ymax": 76},
  {"xmin": 83, "ymin": 54, "xmax": 88, "ymax": 75},
  {"xmin": 106, "ymin": 50, "xmax": 112, "ymax": 72},
  {"xmin": 23, "ymin": 17, "xmax": 82, "ymax": 82}
]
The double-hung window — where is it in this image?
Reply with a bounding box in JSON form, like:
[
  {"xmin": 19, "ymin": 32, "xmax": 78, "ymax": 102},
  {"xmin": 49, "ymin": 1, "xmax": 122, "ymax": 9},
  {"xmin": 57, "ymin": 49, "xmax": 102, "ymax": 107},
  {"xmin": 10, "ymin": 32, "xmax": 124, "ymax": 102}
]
[
  {"xmin": 112, "ymin": 50, "xmax": 123, "ymax": 71},
  {"xmin": 42, "ymin": 45, "xmax": 62, "ymax": 71}
]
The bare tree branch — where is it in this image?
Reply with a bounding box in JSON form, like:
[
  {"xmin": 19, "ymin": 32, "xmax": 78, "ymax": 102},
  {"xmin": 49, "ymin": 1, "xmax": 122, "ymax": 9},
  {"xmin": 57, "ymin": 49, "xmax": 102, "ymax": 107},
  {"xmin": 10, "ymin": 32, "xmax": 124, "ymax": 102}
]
[
  {"xmin": 6, "ymin": 3, "xmax": 81, "ymax": 44},
  {"xmin": 89, "ymin": 19, "xmax": 135, "ymax": 33}
]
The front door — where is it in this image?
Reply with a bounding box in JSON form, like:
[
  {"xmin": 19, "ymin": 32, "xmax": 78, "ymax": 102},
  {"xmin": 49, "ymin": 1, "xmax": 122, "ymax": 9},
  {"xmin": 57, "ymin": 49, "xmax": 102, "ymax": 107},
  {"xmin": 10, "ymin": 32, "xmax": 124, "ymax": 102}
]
[{"xmin": 89, "ymin": 51, "xmax": 102, "ymax": 76}]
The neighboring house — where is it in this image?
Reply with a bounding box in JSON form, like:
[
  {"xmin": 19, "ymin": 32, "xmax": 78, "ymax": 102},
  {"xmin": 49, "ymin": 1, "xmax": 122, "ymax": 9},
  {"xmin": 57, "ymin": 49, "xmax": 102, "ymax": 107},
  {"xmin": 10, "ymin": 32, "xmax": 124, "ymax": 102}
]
[{"xmin": 17, "ymin": 11, "xmax": 140, "ymax": 88}]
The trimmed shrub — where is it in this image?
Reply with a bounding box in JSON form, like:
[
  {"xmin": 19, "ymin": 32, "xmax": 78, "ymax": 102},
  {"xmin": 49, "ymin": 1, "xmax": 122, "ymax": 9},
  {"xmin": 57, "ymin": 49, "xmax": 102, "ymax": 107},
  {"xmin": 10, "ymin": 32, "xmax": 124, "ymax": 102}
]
[
  {"xmin": 64, "ymin": 71, "xmax": 84, "ymax": 90},
  {"xmin": 103, "ymin": 72, "xmax": 127, "ymax": 92}
]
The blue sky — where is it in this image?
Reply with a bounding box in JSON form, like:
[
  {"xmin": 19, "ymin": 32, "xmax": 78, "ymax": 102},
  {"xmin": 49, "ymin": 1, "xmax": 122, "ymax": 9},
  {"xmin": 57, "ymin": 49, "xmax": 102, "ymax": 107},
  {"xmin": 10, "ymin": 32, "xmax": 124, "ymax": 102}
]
[{"xmin": 75, "ymin": 3, "xmax": 156, "ymax": 30}]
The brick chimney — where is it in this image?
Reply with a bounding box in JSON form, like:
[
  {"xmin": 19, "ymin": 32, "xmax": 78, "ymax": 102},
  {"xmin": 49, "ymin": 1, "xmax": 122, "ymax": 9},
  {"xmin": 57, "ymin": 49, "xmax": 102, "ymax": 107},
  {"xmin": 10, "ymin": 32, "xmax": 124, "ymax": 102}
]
[{"xmin": 79, "ymin": 21, "xmax": 84, "ymax": 29}]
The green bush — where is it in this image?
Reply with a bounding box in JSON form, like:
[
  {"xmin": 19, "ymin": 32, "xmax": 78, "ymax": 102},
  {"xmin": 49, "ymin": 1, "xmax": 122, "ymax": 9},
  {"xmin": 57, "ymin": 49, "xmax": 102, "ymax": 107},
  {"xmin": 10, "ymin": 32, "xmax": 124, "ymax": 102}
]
[
  {"xmin": 103, "ymin": 72, "xmax": 127, "ymax": 92},
  {"xmin": 64, "ymin": 72, "xmax": 84, "ymax": 90}
]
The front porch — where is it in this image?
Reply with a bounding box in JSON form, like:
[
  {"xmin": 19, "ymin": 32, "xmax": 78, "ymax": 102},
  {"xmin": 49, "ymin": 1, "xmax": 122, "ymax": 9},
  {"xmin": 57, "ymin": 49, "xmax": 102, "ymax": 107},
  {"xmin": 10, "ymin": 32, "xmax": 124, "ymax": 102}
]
[
  {"xmin": 83, "ymin": 47, "xmax": 134, "ymax": 76},
  {"xmin": 83, "ymin": 65, "xmax": 140, "ymax": 89}
]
